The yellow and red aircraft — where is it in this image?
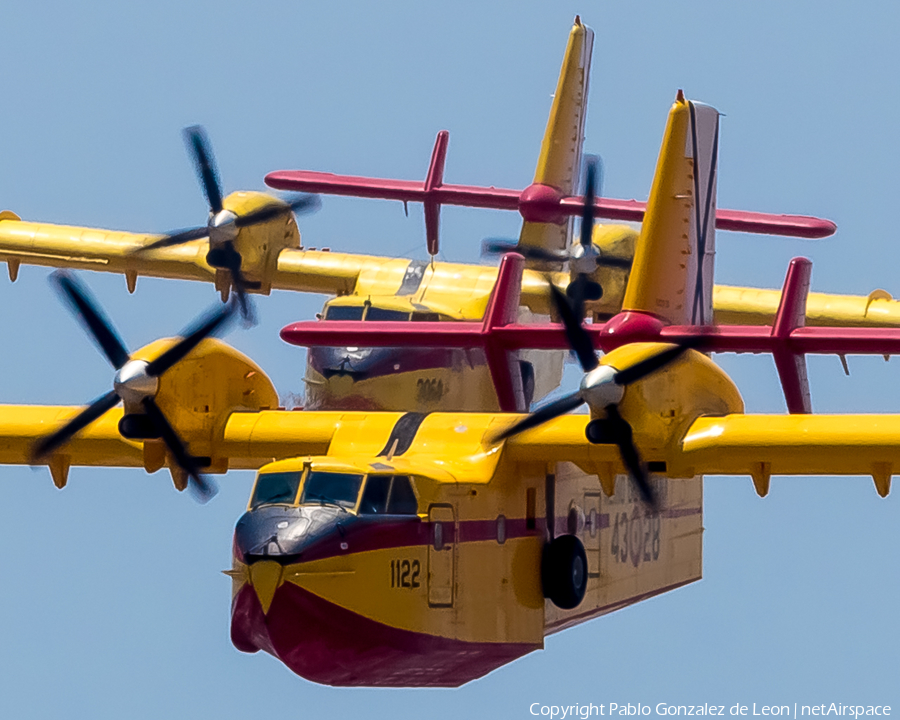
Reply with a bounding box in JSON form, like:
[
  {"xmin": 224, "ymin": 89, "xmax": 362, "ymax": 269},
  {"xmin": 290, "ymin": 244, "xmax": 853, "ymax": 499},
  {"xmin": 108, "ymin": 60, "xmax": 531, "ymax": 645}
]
[
  {"xmin": 5, "ymin": 91, "xmax": 900, "ymax": 688},
  {"xmin": 3, "ymin": 18, "xmax": 900, "ymax": 419}
]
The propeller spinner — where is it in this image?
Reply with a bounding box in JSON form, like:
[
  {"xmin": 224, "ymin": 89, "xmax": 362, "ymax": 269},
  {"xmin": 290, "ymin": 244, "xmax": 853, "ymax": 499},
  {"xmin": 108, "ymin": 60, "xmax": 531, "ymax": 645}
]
[
  {"xmin": 32, "ymin": 271, "xmax": 237, "ymax": 503},
  {"xmin": 135, "ymin": 126, "xmax": 319, "ymax": 324}
]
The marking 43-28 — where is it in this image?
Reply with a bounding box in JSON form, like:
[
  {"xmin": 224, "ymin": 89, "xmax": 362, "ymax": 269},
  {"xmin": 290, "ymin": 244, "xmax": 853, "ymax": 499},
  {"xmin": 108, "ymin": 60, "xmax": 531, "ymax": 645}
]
[{"xmin": 610, "ymin": 509, "xmax": 660, "ymax": 567}]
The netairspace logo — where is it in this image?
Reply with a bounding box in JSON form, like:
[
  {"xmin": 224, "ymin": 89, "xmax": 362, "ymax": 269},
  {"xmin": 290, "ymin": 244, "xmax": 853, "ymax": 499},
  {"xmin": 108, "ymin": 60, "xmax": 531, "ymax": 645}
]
[{"xmin": 528, "ymin": 705, "xmax": 893, "ymax": 720}]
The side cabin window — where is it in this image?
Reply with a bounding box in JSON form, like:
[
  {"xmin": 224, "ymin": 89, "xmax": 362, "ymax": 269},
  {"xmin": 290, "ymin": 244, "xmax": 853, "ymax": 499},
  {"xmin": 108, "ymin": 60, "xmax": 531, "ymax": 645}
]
[
  {"xmin": 325, "ymin": 304, "xmax": 442, "ymax": 323},
  {"xmin": 301, "ymin": 471, "xmax": 364, "ymax": 509},
  {"xmin": 359, "ymin": 475, "xmax": 418, "ymax": 515},
  {"xmin": 411, "ymin": 312, "xmax": 440, "ymax": 322},
  {"xmin": 250, "ymin": 471, "xmax": 302, "ymax": 509},
  {"xmin": 325, "ymin": 306, "xmax": 364, "ymax": 321}
]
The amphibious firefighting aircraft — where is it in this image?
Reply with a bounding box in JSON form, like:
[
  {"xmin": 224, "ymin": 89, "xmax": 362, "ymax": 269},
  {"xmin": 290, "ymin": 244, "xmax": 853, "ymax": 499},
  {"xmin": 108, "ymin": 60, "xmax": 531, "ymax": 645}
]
[
  {"xmin": 4, "ymin": 92, "xmax": 900, "ymax": 688},
  {"xmin": 3, "ymin": 18, "xmax": 900, "ymax": 419}
]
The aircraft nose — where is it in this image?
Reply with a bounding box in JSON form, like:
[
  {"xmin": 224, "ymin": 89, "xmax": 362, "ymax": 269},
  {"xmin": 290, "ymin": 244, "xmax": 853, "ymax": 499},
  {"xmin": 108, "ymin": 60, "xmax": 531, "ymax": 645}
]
[
  {"xmin": 234, "ymin": 504, "xmax": 344, "ymax": 563},
  {"xmin": 248, "ymin": 560, "xmax": 283, "ymax": 614},
  {"xmin": 309, "ymin": 346, "xmax": 397, "ymax": 379}
]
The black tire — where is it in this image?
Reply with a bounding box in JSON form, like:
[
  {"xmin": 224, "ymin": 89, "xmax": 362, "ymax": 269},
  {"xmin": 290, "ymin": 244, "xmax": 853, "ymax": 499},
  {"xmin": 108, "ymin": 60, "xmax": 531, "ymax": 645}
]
[{"xmin": 541, "ymin": 534, "xmax": 588, "ymax": 610}]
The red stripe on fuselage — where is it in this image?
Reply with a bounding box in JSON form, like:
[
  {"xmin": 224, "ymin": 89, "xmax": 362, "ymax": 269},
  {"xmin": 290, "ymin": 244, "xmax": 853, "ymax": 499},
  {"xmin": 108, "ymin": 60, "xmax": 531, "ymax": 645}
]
[
  {"xmin": 231, "ymin": 581, "xmax": 539, "ymax": 687},
  {"xmin": 293, "ymin": 515, "xmax": 545, "ymax": 563}
]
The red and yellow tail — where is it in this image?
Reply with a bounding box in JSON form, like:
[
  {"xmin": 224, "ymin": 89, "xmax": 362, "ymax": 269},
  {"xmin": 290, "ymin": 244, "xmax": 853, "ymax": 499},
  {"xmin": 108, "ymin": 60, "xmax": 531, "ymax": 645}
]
[{"xmin": 622, "ymin": 93, "xmax": 720, "ymax": 326}]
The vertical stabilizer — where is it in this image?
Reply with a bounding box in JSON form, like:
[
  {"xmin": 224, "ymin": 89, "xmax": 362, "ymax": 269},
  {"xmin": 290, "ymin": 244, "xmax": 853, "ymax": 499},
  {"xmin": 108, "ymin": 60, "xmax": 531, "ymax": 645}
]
[
  {"xmin": 517, "ymin": 17, "xmax": 594, "ymax": 259},
  {"xmin": 622, "ymin": 93, "xmax": 719, "ymax": 325}
]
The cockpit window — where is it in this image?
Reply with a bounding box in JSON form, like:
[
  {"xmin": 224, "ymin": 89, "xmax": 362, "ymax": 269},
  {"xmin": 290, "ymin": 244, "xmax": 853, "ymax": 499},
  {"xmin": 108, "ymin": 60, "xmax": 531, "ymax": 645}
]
[
  {"xmin": 359, "ymin": 475, "xmax": 418, "ymax": 515},
  {"xmin": 388, "ymin": 476, "xmax": 418, "ymax": 514},
  {"xmin": 325, "ymin": 306, "xmax": 365, "ymax": 321},
  {"xmin": 250, "ymin": 471, "xmax": 302, "ymax": 509},
  {"xmin": 359, "ymin": 475, "xmax": 390, "ymax": 514},
  {"xmin": 366, "ymin": 308, "xmax": 409, "ymax": 322},
  {"xmin": 301, "ymin": 471, "xmax": 364, "ymax": 509}
]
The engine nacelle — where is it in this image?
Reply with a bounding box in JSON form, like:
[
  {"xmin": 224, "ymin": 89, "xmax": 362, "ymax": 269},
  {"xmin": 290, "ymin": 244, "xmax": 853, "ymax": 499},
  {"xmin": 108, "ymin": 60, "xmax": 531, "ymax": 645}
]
[
  {"xmin": 220, "ymin": 191, "xmax": 303, "ymax": 296},
  {"xmin": 130, "ymin": 337, "xmax": 279, "ymax": 473},
  {"xmin": 579, "ymin": 223, "xmax": 637, "ymax": 319}
]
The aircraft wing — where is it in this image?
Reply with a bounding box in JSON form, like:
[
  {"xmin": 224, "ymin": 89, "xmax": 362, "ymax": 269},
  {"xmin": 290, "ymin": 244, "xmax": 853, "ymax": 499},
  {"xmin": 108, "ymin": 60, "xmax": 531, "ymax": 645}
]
[
  {"xmin": 0, "ymin": 405, "xmax": 142, "ymax": 470},
  {"xmin": 676, "ymin": 414, "xmax": 900, "ymax": 497},
  {"xmin": 4, "ymin": 213, "xmax": 900, "ymax": 327},
  {"xmin": 3, "ymin": 401, "xmax": 898, "ymax": 500},
  {"xmin": 501, "ymin": 412, "xmax": 900, "ymax": 498},
  {"xmin": 0, "ymin": 401, "xmax": 346, "ymax": 488}
]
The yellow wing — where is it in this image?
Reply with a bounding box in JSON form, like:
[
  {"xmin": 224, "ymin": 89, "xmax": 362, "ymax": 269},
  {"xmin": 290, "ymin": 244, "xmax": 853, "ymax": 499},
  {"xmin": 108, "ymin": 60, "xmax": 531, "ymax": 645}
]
[
  {"xmin": 4, "ymin": 391, "xmax": 900, "ymax": 500},
  {"xmin": 502, "ymin": 412, "xmax": 900, "ymax": 499},
  {"xmin": 676, "ymin": 414, "xmax": 900, "ymax": 497},
  {"xmin": 3, "ymin": 208, "xmax": 900, "ymax": 327}
]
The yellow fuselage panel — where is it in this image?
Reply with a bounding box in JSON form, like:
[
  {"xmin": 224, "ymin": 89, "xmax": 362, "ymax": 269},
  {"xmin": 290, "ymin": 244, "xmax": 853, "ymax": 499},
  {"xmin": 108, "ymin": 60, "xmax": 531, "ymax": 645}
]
[
  {"xmin": 545, "ymin": 468, "xmax": 702, "ymax": 634},
  {"xmin": 276, "ymin": 535, "xmax": 545, "ymax": 644}
]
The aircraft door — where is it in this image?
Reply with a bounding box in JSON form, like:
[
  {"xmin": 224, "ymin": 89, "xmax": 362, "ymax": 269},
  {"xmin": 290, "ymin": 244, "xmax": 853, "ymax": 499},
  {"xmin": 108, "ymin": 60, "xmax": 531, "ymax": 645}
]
[
  {"xmin": 427, "ymin": 504, "xmax": 456, "ymax": 607},
  {"xmin": 582, "ymin": 491, "xmax": 602, "ymax": 578}
]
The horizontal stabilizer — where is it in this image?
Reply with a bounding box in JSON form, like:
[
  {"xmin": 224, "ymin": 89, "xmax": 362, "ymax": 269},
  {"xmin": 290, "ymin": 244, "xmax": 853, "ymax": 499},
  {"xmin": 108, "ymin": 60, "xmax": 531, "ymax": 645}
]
[{"xmin": 266, "ymin": 169, "xmax": 836, "ymax": 239}]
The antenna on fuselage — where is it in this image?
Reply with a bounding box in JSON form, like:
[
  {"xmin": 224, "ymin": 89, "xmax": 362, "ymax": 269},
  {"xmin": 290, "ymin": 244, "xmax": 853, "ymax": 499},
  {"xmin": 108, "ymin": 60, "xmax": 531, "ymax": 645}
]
[{"xmin": 385, "ymin": 438, "xmax": 400, "ymax": 462}]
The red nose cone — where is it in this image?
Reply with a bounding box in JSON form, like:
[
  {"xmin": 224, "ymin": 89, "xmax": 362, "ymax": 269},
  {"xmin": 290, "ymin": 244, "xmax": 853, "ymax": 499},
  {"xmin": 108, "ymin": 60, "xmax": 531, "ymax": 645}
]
[{"xmin": 518, "ymin": 183, "xmax": 565, "ymax": 224}]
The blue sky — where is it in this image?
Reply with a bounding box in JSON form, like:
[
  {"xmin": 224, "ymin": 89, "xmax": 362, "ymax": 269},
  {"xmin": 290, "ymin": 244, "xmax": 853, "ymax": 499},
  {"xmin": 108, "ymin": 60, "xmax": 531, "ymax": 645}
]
[{"xmin": 0, "ymin": 1, "xmax": 898, "ymax": 717}]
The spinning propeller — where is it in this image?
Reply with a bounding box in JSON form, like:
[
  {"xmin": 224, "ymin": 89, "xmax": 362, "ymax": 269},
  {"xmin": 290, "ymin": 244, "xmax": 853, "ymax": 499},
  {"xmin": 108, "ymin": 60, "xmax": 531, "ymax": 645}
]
[
  {"xmin": 491, "ymin": 283, "xmax": 699, "ymax": 509},
  {"xmin": 136, "ymin": 126, "xmax": 319, "ymax": 324},
  {"xmin": 482, "ymin": 157, "xmax": 628, "ymax": 320},
  {"xmin": 32, "ymin": 271, "xmax": 237, "ymax": 503}
]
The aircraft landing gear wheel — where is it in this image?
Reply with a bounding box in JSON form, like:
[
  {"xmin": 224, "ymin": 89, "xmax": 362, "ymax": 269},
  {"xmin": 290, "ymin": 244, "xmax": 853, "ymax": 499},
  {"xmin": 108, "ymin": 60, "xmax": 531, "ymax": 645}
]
[{"xmin": 541, "ymin": 534, "xmax": 588, "ymax": 610}]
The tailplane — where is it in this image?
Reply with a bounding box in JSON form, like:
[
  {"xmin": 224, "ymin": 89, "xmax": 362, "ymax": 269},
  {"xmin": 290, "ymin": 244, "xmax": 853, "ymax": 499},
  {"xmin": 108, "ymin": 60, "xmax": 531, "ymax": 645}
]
[{"xmin": 622, "ymin": 92, "xmax": 719, "ymax": 325}]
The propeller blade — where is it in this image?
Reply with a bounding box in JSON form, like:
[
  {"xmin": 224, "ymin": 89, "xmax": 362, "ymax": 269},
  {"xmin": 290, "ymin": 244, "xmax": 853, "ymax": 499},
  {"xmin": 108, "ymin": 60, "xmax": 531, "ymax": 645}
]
[
  {"xmin": 481, "ymin": 239, "xmax": 568, "ymax": 263},
  {"xmin": 184, "ymin": 125, "xmax": 224, "ymax": 215},
  {"xmin": 52, "ymin": 272, "xmax": 131, "ymax": 370},
  {"xmin": 565, "ymin": 273, "xmax": 603, "ymax": 320},
  {"xmin": 580, "ymin": 157, "xmax": 598, "ymax": 250},
  {"xmin": 135, "ymin": 226, "xmax": 209, "ymax": 253},
  {"xmin": 31, "ymin": 390, "xmax": 121, "ymax": 461},
  {"xmin": 491, "ymin": 391, "xmax": 585, "ymax": 443},
  {"xmin": 217, "ymin": 247, "xmax": 255, "ymax": 325},
  {"xmin": 612, "ymin": 340, "xmax": 702, "ymax": 387},
  {"xmin": 604, "ymin": 404, "xmax": 656, "ymax": 508},
  {"xmin": 145, "ymin": 301, "xmax": 237, "ymax": 377},
  {"xmin": 483, "ymin": 238, "xmax": 630, "ymax": 269},
  {"xmin": 234, "ymin": 194, "xmax": 321, "ymax": 228},
  {"xmin": 548, "ymin": 283, "xmax": 598, "ymax": 373},
  {"xmin": 142, "ymin": 397, "xmax": 217, "ymax": 503}
]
